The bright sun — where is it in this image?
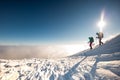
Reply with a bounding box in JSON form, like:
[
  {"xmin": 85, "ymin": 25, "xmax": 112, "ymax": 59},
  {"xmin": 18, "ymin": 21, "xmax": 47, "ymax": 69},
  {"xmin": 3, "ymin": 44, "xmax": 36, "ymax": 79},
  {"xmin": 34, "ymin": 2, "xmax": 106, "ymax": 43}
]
[
  {"xmin": 97, "ymin": 10, "xmax": 106, "ymax": 32},
  {"xmin": 98, "ymin": 20, "xmax": 106, "ymax": 32}
]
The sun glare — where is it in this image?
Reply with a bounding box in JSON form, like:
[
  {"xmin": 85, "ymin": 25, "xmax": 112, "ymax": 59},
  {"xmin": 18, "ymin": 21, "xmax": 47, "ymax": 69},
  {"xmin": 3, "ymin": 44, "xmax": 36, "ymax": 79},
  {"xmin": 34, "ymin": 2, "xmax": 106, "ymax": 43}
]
[
  {"xmin": 63, "ymin": 44, "xmax": 88, "ymax": 55},
  {"xmin": 98, "ymin": 20, "xmax": 106, "ymax": 32},
  {"xmin": 97, "ymin": 10, "xmax": 106, "ymax": 32}
]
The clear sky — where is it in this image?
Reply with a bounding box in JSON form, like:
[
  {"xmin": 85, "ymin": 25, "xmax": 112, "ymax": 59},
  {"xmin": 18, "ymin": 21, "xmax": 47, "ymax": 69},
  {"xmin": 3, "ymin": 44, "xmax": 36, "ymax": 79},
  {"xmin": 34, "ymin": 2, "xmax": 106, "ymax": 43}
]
[{"xmin": 0, "ymin": 0, "xmax": 120, "ymax": 45}]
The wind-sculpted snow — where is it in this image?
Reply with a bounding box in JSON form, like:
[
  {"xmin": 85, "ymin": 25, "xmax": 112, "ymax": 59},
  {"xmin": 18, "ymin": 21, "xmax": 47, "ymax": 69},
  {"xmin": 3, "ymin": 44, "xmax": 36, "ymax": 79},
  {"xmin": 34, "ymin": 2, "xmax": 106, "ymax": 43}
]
[
  {"xmin": 1, "ymin": 55, "xmax": 119, "ymax": 80},
  {"xmin": 0, "ymin": 57, "xmax": 95, "ymax": 80}
]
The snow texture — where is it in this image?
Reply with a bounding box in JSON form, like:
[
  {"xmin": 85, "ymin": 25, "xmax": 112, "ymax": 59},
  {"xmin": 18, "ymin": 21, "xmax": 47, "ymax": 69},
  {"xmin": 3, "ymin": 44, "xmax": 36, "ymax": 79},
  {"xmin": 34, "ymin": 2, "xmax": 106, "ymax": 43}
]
[{"xmin": 0, "ymin": 34, "xmax": 120, "ymax": 80}]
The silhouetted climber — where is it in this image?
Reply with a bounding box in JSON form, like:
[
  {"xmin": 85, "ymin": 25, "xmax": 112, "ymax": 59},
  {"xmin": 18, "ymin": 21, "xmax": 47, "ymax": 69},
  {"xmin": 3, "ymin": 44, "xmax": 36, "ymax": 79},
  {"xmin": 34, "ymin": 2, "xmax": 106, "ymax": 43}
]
[
  {"xmin": 88, "ymin": 37, "xmax": 94, "ymax": 49},
  {"xmin": 96, "ymin": 32, "xmax": 104, "ymax": 45}
]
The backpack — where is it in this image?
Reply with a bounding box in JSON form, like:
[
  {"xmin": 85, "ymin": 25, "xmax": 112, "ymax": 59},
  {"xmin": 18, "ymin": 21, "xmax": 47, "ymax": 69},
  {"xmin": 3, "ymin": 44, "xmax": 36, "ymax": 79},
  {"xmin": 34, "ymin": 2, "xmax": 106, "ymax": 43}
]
[
  {"xmin": 99, "ymin": 32, "xmax": 104, "ymax": 38},
  {"xmin": 89, "ymin": 37, "xmax": 94, "ymax": 42}
]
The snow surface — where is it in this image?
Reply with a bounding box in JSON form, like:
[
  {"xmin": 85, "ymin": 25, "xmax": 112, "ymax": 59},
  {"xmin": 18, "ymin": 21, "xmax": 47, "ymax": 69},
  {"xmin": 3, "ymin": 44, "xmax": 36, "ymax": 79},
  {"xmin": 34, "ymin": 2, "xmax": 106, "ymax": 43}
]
[{"xmin": 0, "ymin": 34, "xmax": 120, "ymax": 80}]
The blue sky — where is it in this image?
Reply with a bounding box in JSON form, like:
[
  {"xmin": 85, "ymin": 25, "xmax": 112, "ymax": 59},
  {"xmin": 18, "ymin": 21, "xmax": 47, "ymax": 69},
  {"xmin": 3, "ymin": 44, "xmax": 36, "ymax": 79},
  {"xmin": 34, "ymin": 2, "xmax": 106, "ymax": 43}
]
[{"xmin": 0, "ymin": 0, "xmax": 120, "ymax": 45}]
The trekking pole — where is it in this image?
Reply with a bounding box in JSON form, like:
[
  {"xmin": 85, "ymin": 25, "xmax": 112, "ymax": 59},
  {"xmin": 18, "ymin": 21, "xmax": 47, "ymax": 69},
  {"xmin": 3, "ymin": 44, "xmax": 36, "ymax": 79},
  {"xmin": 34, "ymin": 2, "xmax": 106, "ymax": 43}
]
[{"xmin": 95, "ymin": 37, "xmax": 98, "ymax": 47}]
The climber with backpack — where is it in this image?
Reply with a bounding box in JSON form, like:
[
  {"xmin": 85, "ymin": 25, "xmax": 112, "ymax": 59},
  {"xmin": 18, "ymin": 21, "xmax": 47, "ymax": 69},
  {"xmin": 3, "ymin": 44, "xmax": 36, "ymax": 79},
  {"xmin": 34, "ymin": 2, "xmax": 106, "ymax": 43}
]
[
  {"xmin": 88, "ymin": 37, "xmax": 94, "ymax": 49},
  {"xmin": 96, "ymin": 32, "xmax": 104, "ymax": 45}
]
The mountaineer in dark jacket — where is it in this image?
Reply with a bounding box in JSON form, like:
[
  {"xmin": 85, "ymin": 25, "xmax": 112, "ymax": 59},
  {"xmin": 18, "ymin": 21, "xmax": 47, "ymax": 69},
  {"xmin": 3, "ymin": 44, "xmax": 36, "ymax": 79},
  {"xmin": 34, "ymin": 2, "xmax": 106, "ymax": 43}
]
[{"xmin": 88, "ymin": 37, "xmax": 94, "ymax": 49}]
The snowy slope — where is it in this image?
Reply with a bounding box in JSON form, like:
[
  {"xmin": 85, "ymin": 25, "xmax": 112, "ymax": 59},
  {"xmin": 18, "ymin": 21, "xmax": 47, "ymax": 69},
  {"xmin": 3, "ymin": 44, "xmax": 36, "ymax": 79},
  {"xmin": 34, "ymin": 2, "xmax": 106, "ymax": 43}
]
[
  {"xmin": 0, "ymin": 34, "xmax": 120, "ymax": 80},
  {"xmin": 72, "ymin": 34, "xmax": 120, "ymax": 57}
]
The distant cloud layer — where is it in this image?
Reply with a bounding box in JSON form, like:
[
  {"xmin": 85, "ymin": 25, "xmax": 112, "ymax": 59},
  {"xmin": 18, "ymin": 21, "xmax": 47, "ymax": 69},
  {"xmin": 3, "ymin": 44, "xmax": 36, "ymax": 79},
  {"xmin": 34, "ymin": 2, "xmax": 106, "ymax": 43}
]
[
  {"xmin": 0, "ymin": 44, "xmax": 86, "ymax": 59},
  {"xmin": 1, "ymin": 33, "xmax": 119, "ymax": 59}
]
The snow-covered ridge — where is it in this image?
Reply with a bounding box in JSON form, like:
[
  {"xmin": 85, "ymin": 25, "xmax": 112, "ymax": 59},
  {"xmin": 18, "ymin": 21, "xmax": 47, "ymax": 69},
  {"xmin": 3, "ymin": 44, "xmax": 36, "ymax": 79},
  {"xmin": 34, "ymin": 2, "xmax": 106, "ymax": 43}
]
[
  {"xmin": 0, "ymin": 34, "xmax": 120, "ymax": 80},
  {"xmin": 72, "ymin": 34, "xmax": 120, "ymax": 56}
]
